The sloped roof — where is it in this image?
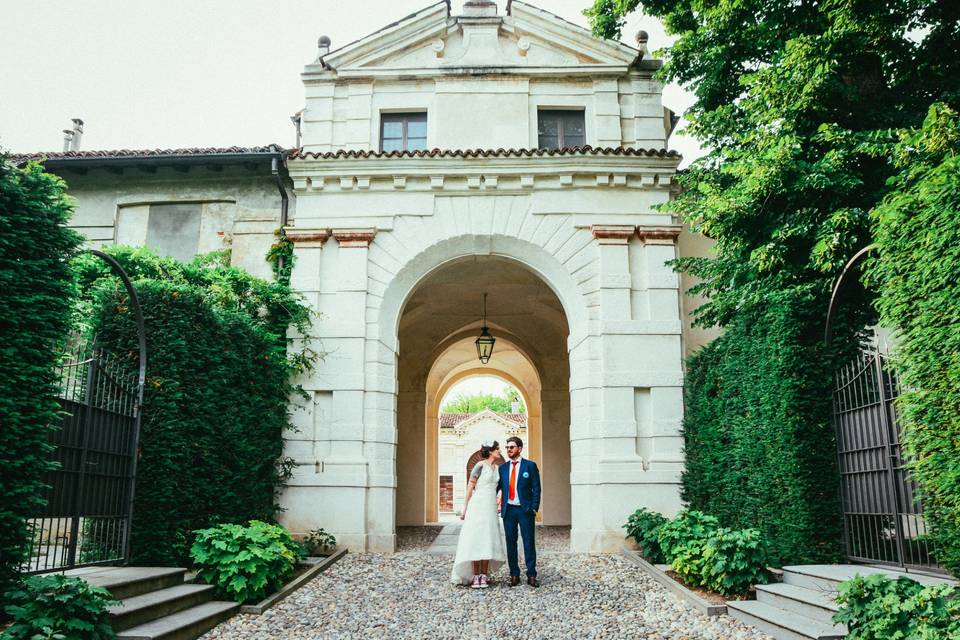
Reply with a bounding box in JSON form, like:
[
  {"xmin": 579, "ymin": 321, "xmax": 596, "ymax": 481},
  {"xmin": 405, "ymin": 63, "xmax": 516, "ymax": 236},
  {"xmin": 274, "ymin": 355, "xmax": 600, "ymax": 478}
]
[
  {"xmin": 9, "ymin": 145, "xmax": 284, "ymax": 167},
  {"xmin": 440, "ymin": 410, "xmax": 526, "ymax": 429},
  {"xmin": 290, "ymin": 145, "xmax": 680, "ymax": 161}
]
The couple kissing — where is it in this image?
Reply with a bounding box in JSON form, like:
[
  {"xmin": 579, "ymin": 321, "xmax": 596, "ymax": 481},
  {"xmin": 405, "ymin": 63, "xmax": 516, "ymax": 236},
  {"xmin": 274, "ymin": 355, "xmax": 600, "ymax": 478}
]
[{"xmin": 450, "ymin": 436, "xmax": 541, "ymax": 589}]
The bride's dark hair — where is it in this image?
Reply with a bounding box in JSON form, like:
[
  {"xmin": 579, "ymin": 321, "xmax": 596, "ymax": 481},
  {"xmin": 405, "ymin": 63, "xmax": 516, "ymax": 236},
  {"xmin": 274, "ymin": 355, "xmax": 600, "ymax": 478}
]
[{"xmin": 479, "ymin": 440, "xmax": 499, "ymax": 459}]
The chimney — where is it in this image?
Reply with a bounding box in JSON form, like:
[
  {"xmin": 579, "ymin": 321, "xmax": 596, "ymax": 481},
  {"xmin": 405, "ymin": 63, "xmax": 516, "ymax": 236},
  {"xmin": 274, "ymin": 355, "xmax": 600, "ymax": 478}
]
[
  {"xmin": 63, "ymin": 118, "xmax": 84, "ymax": 151},
  {"xmin": 463, "ymin": 1, "xmax": 498, "ymax": 17},
  {"xmin": 511, "ymin": 399, "xmax": 520, "ymax": 413}
]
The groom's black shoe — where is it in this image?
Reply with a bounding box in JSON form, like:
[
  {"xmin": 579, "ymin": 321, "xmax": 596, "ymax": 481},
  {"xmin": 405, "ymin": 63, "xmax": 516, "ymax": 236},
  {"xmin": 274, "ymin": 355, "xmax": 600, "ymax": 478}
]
[
  {"xmin": 527, "ymin": 576, "xmax": 540, "ymax": 588},
  {"xmin": 509, "ymin": 576, "xmax": 521, "ymax": 587}
]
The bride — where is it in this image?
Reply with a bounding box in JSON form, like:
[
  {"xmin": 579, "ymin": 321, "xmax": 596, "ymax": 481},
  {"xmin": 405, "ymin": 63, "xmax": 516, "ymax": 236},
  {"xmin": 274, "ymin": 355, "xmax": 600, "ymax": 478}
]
[{"xmin": 450, "ymin": 440, "xmax": 507, "ymax": 588}]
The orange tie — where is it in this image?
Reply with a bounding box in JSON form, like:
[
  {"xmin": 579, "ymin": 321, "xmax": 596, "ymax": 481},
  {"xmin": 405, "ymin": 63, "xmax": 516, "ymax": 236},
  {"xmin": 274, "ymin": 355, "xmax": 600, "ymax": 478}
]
[{"xmin": 509, "ymin": 460, "xmax": 518, "ymax": 501}]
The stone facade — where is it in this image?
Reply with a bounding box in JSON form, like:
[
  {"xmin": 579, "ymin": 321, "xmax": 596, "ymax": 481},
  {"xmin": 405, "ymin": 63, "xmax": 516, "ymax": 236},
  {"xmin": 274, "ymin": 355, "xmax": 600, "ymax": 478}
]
[
  {"xmin": 19, "ymin": 1, "xmax": 713, "ymax": 554},
  {"xmin": 282, "ymin": 1, "xmax": 686, "ymax": 553},
  {"xmin": 438, "ymin": 410, "xmax": 526, "ymax": 515}
]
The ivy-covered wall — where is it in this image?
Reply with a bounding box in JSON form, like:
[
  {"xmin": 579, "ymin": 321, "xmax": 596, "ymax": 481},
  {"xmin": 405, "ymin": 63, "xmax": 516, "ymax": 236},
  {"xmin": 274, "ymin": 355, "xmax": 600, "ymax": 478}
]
[
  {"xmin": 0, "ymin": 161, "xmax": 81, "ymax": 594},
  {"xmin": 681, "ymin": 286, "xmax": 853, "ymax": 566},
  {"xmin": 75, "ymin": 247, "xmax": 312, "ymax": 566},
  {"xmin": 866, "ymin": 104, "xmax": 960, "ymax": 575}
]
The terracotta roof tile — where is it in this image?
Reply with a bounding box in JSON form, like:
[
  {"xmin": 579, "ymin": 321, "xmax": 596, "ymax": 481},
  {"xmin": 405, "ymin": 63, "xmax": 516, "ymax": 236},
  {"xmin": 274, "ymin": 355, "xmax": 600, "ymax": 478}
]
[
  {"xmin": 439, "ymin": 412, "xmax": 527, "ymax": 428},
  {"xmin": 289, "ymin": 145, "xmax": 680, "ymax": 160},
  {"xmin": 9, "ymin": 145, "xmax": 284, "ymax": 165},
  {"xmin": 440, "ymin": 413, "xmax": 473, "ymax": 428}
]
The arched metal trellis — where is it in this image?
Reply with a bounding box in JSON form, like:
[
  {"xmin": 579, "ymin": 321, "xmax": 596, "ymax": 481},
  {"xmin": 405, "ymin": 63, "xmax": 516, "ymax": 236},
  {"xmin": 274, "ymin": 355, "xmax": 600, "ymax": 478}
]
[
  {"xmin": 825, "ymin": 247, "xmax": 943, "ymax": 574},
  {"xmin": 22, "ymin": 250, "xmax": 146, "ymax": 574}
]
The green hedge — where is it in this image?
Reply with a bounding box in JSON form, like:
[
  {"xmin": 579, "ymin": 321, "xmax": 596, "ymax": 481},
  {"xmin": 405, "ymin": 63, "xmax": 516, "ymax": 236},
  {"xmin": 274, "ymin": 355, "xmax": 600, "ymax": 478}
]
[
  {"xmin": 681, "ymin": 286, "xmax": 850, "ymax": 566},
  {"xmin": 866, "ymin": 104, "xmax": 960, "ymax": 576},
  {"xmin": 0, "ymin": 160, "xmax": 81, "ymax": 595},
  {"xmin": 77, "ymin": 247, "xmax": 312, "ymax": 566}
]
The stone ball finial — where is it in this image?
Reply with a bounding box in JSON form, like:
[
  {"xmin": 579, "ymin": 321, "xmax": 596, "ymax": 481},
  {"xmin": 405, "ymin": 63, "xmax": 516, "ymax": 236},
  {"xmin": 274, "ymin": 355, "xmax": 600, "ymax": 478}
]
[
  {"xmin": 318, "ymin": 35, "xmax": 332, "ymax": 48},
  {"xmin": 636, "ymin": 30, "xmax": 649, "ymax": 46}
]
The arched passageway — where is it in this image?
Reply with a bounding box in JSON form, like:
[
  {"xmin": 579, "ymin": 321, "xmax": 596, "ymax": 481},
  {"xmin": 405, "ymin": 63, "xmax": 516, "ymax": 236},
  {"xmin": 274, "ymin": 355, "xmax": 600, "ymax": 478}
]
[{"xmin": 395, "ymin": 255, "xmax": 571, "ymax": 530}]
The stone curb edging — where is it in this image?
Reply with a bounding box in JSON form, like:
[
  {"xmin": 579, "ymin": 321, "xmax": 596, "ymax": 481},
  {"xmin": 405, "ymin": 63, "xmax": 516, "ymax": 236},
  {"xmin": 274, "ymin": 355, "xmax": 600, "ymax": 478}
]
[
  {"xmin": 240, "ymin": 548, "xmax": 348, "ymax": 615},
  {"xmin": 620, "ymin": 549, "xmax": 727, "ymax": 617}
]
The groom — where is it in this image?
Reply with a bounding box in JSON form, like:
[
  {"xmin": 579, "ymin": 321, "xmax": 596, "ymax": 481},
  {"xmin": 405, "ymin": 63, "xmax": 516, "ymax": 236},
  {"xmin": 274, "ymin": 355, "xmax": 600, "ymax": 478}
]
[{"xmin": 499, "ymin": 436, "xmax": 541, "ymax": 587}]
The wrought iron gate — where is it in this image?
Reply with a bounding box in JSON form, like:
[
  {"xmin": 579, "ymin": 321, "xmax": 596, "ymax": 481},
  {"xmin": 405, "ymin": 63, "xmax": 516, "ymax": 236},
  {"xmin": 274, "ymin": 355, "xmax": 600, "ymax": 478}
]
[
  {"xmin": 22, "ymin": 250, "xmax": 146, "ymax": 574},
  {"xmin": 833, "ymin": 344, "xmax": 942, "ymax": 573}
]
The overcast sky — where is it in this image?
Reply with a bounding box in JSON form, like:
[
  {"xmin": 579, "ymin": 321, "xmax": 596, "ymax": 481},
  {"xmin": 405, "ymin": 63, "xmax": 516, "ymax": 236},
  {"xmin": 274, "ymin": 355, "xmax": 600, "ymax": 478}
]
[{"xmin": 0, "ymin": 1, "xmax": 701, "ymax": 163}]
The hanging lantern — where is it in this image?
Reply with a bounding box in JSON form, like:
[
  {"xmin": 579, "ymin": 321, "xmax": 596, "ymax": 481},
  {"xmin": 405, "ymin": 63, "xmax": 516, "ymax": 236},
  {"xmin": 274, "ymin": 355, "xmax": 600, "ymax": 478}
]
[{"xmin": 475, "ymin": 292, "xmax": 495, "ymax": 364}]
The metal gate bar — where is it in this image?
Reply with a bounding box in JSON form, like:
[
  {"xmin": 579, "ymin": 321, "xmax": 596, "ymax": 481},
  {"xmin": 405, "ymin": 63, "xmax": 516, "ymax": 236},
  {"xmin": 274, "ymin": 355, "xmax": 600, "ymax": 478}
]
[
  {"xmin": 833, "ymin": 344, "xmax": 943, "ymax": 574},
  {"xmin": 22, "ymin": 250, "xmax": 146, "ymax": 575}
]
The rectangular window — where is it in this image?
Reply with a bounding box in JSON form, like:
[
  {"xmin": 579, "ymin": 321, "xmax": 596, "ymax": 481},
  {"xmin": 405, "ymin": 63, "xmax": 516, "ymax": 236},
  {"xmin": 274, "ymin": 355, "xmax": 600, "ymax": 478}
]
[
  {"xmin": 537, "ymin": 109, "xmax": 586, "ymax": 149},
  {"xmin": 439, "ymin": 475, "xmax": 454, "ymax": 512},
  {"xmin": 380, "ymin": 112, "xmax": 428, "ymax": 152}
]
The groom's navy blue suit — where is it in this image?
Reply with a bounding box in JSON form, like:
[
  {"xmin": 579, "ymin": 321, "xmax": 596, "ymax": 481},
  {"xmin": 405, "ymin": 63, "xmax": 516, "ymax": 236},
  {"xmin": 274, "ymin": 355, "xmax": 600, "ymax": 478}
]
[{"xmin": 498, "ymin": 457, "xmax": 541, "ymax": 578}]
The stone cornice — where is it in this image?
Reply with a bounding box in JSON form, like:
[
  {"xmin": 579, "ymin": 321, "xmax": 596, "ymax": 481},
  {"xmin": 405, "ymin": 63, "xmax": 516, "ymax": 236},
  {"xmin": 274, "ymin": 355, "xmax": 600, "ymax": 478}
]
[
  {"xmin": 332, "ymin": 228, "xmax": 377, "ymax": 248},
  {"xmin": 637, "ymin": 225, "xmax": 682, "ymax": 245},
  {"xmin": 591, "ymin": 225, "xmax": 636, "ymax": 244},
  {"xmin": 285, "ymin": 228, "xmax": 330, "ymax": 247},
  {"xmin": 288, "ymin": 151, "xmax": 679, "ymax": 193},
  {"xmin": 589, "ymin": 224, "xmax": 683, "ymax": 246}
]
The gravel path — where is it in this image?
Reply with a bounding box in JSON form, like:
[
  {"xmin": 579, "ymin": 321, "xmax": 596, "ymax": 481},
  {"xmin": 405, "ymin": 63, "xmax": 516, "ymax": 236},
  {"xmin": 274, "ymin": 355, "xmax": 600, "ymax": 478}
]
[{"xmin": 200, "ymin": 527, "xmax": 771, "ymax": 640}]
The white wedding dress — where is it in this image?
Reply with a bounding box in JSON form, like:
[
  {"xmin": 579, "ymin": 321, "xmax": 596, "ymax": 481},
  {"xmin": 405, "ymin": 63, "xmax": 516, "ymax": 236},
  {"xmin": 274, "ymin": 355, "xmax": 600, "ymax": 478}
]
[{"xmin": 450, "ymin": 461, "xmax": 506, "ymax": 585}]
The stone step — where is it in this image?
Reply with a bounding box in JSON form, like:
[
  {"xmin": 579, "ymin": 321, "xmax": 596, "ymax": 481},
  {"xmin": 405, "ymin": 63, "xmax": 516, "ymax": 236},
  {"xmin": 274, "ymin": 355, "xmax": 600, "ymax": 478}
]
[
  {"xmin": 727, "ymin": 600, "xmax": 847, "ymax": 640},
  {"xmin": 116, "ymin": 600, "xmax": 239, "ymax": 640},
  {"xmin": 65, "ymin": 566, "xmax": 188, "ymax": 600},
  {"xmin": 782, "ymin": 564, "xmax": 954, "ymax": 594},
  {"xmin": 108, "ymin": 583, "xmax": 216, "ymax": 632},
  {"xmin": 756, "ymin": 583, "xmax": 839, "ymax": 626}
]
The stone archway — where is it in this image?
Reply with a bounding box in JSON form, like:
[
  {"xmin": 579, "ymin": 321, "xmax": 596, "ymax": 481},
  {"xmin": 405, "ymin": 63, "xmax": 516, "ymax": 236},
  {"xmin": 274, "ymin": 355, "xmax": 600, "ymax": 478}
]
[
  {"xmin": 423, "ymin": 349, "xmax": 544, "ymax": 524},
  {"xmin": 281, "ymin": 212, "xmax": 687, "ymax": 553},
  {"xmin": 395, "ymin": 254, "xmax": 570, "ymax": 532}
]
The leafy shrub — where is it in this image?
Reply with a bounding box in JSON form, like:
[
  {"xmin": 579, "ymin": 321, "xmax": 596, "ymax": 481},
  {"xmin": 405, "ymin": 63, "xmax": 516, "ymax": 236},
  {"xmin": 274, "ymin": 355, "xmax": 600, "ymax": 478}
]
[
  {"xmin": 656, "ymin": 510, "xmax": 719, "ymax": 564},
  {"xmin": 0, "ymin": 160, "xmax": 81, "ymax": 595},
  {"xmin": 698, "ymin": 527, "xmax": 769, "ymax": 596},
  {"xmin": 624, "ymin": 508, "xmax": 669, "ymax": 563},
  {"xmin": 670, "ymin": 534, "xmax": 711, "ymax": 589},
  {"xmin": 834, "ymin": 574, "xmax": 960, "ymax": 639},
  {"xmin": 190, "ymin": 520, "xmax": 304, "ymax": 603},
  {"xmin": 2, "ymin": 574, "xmax": 116, "ymax": 639},
  {"xmin": 668, "ymin": 525, "xmax": 769, "ymax": 597},
  {"xmin": 865, "ymin": 104, "xmax": 960, "ymax": 576},
  {"xmin": 303, "ymin": 528, "xmax": 337, "ymax": 556},
  {"xmin": 76, "ymin": 247, "xmax": 315, "ymax": 566},
  {"xmin": 645, "ymin": 509, "xmax": 769, "ymax": 597}
]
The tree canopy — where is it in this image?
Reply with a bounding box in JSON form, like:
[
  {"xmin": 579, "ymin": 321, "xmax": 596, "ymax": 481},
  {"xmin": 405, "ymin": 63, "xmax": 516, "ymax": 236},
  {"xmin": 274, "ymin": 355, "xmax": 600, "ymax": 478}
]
[
  {"xmin": 585, "ymin": 0, "xmax": 960, "ymax": 570},
  {"xmin": 441, "ymin": 386, "xmax": 525, "ymax": 414},
  {"xmin": 586, "ymin": 0, "xmax": 960, "ymax": 327}
]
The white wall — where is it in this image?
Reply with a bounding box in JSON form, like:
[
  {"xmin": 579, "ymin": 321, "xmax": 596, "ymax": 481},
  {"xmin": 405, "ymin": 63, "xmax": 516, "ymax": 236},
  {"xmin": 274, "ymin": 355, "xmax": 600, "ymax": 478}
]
[
  {"xmin": 438, "ymin": 411, "xmax": 526, "ymax": 515},
  {"xmin": 53, "ymin": 166, "xmax": 285, "ymax": 280}
]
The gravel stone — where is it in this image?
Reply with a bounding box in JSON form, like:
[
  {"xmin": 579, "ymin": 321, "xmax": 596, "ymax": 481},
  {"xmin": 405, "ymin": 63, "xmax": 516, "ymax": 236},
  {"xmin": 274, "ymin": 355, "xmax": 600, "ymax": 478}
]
[{"xmin": 200, "ymin": 527, "xmax": 772, "ymax": 640}]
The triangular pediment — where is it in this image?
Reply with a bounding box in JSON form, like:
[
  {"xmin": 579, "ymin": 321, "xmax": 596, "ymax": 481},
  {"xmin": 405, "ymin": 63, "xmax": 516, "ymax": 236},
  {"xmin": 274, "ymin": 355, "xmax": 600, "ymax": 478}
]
[{"xmin": 319, "ymin": 1, "xmax": 641, "ymax": 78}]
